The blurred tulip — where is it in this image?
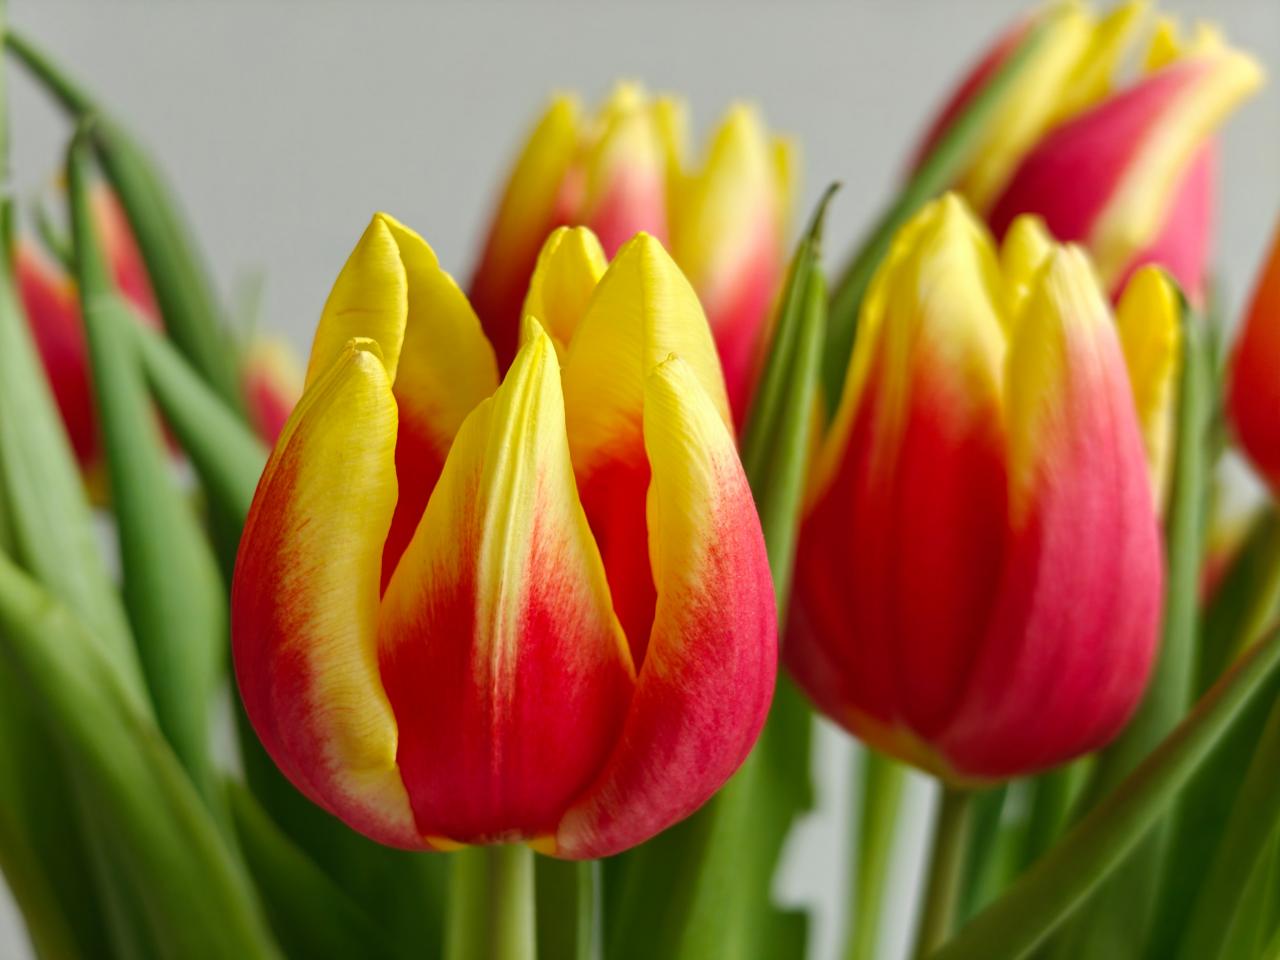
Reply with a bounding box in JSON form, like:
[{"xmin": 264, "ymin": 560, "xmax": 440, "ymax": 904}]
[
  {"xmin": 913, "ymin": 1, "xmax": 1262, "ymax": 305},
  {"xmin": 788, "ymin": 195, "xmax": 1168, "ymax": 781},
  {"xmin": 17, "ymin": 184, "xmax": 302, "ymax": 470},
  {"xmin": 1229, "ymin": 221, "xmax": 1280, "ymax": 491},
  {"xmin": 233, "ymin": 214, "xmax": 776, "ymax": 858},
  {"xmin": 469, "ymin": 83, "xmax": 792, "ymax": 420}
]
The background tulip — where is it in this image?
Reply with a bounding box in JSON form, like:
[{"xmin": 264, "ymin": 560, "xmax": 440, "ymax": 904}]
[
  {"xmin": 913, "ymin": 1, "xmax": 1262, "ymax": 306},
  {"xmin": 468, "ymin": 84, "xmax": 792, "ymax": 421},
  {"xmin": 17, "ymin": 184, "xmax": 302, "ymax": 477},
  {"xmin": 1228, "ymin": 220, "xmax": 1280, "ymax": 491},
  {"xmin": 234, "ymin": 214, "xmax": 776, "ymax": 859},
  {"xmin": 788, "ymin": 195, "xmax": 1165, "ymax": 781}
]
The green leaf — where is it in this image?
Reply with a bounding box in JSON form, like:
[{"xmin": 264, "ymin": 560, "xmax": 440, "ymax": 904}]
[
  {"xmin": 1048, "ymin": 290, "xmax": 1210, "ymax": 959},
  {"xmin": 822, "ymin": 19, "xmax": 1048, "ymax": 408},
  {"xmin": 930, "ymin": 621, "xmax": 1280, "ymax": 960},
  {"xmin": 1177, "ymin": 694, "xmax": 1280, "ymax": 959},
  {"xmin": 68, "ymin": 126, "xmax": 225, "ymax": 803},
  {"xmin": 605, "ymin": 187, "xmax": 835, "ymax": 960},
  {"xmin": 228, "ymin": 780, "xmax": 397, "ymax": 960},
  {"xmin": 0, "ymin": 551, "xmax": 280, "ymax": 959},
  {"xmin": 135, "ymin": 323, "xmax": 267, "ymax": 525},
  {"xmin": 6, "ymin": 29, "xmax": 243, "ymax": 410}
]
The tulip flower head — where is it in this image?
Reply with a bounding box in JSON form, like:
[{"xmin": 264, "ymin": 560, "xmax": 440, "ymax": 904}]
[
  {"xmin": 788, "ymin": 195, "xmax": 1171, "ymax": 782},
  {"xmin": 914, "ymin": 0, "xmax": 1262, "ymax": 305},
  {"xmin": 1229, "ymin": 221, "xmax": 1280, "ymax": 492},
  {"xmin": 469, "ymin": 83, "xmax": 793, "ymax": 421},
  {"xmin": 233, "ymin": 214, "xmax": 776, "ymax": 857}
]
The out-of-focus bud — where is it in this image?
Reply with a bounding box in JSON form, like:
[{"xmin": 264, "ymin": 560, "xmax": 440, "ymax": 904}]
[
  {"xmin": 469, "ymin": 84, "xmax": 792, "ymax": 419},
  {"xmin": 1229, "ymin": 221, "xmax": 1280, "ymax": 491},
  {"xmin": 788, "ymin": 195, "xmax": 1166, "ymax": 781},
  {"xmin": 234, "ymin": 215, "xmax": 776, "ymax": 857}
]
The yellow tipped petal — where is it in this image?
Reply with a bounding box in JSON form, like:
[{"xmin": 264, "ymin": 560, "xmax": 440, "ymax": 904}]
[
  {"xmin": 1145, "ymin": 17, "xmax": 1226, "ymax": 72},
  {"xmin": 522, "ymin": 226, "xmax": 609, "ymax": 353},
  {"xmin": 1005, "ymin": 245, "xmax": 1113, "ymax": 521},
  {"xmin": 669, "ymin": 103, "xmax": 780, "ymax": 294},
  {"xmin": 1050, "ymin": 0, "xmax": 1149, "ymax": 121},
  {"xmin": 233, "ymin": 338, "xmax": 416, "ymax": 844},
  {"xmin": 1000, "ymin": 214, "xmax": 1055, "ymax": 325},
  {"xmin": 771, "ymin": 134, "xmax": 799, "ymax": 236},
  {"xmin": 378, "ymin": 214, "xmax": 499, "ymax": 456},
  {"xmin": 958, "ymin": 0, "xmax": 1094, "ymax": 212},
  {"xmin": 562, "ymin": 233, "xmax": 730, "ymax": 475},
  {"xmin": 308, "ymin": 214, "xmax": 408, "ymax": 385},
  {"xmin": 1089, "ymin": 45, "xmax": 1264, "ymax": 286},
  {"xmin": 651, "ymin": 94, "xmax": 689, "ymax": 179},
  {"xmin": 1115, "ymin": 266, "xmax": 1181, "ymax": 507}
]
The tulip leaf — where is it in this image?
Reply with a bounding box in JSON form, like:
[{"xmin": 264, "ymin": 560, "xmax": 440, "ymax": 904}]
[
  {"xmin": 606, "ymin": 186, "xmax": 834, "ymax": 960},
  {"xmin": 1199, "ymin": 507, "xmax": 1280, "ymax": 693},
  {"xmin": 1047, "ymin": 288, "xmax": 1210, "ymax": 959},
  {"xmin": 68, "ymin": 126, "xmax": 226, "ymax": 805},
  {"xmin": 0, "ymin": 549, "xmax": 280, "ymax": 959},
  {"xmin": 1177, "ymin": 694, "xmax": 1280, "ymax": 959},
  {"xmin": 228, "ymin": 780, "xmax": 399, "ymax": 960},
  {"xmin": 822, "ymin": 19, "xmax": 1047, "ymax": 409},
  {"xmin": 929, "ymin": 620, "xmax": 1280, "ymax": 960},
  {"xmin": 7, "ymin": 30, "xmax": 243, "ymax": 409},
  {"xmin": 135, "ymin": 322, "xmax": 267, "ymax": 525}
]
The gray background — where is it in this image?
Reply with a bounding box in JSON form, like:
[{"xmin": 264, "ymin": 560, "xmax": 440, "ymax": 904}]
[{"xmin": 2, "ymin": 2, "xmax": 1277, "ymax": 958}]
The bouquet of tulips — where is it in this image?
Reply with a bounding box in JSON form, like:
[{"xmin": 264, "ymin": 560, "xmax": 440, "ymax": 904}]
[{"xmin": 0, "ymin": 1, "xmax": 1276, "ymax": 958}]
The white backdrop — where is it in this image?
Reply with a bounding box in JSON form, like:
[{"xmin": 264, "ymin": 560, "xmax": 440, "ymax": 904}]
[{"xmin": 2, "ymin": 1, "xmax": 1278, "ymax": 958}]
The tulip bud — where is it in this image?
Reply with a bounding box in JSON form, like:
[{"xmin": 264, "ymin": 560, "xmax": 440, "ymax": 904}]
[
  {"xmin": 234, "ymin": 215, "xmax": 775, "ymax": 857},
  {"xmin": 1229, "ymin": 221, "xmax": 1280, "ymax": 491},
  {"xmin": 913, "ymin": 2, "xmax": 1262, "ymax": 306},
  {"xmin": 788, "ymin": 195, "xmax": 1164, "ymax": 781},
  {"xmin": 469, "ymin": 84, "xmax": 792, "ymax": 419}
]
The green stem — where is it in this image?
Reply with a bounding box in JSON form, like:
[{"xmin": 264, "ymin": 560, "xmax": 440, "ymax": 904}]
[
  {"xmin": 845, "ymin": 750, "xmax": 905, "ymax": 960},
  {"xmin": 913, "ymin": 786, "xmax": 974, "ymax": 959},
  {"xmin": 1179, "ymin": 696, "xmax": 1280, "ymax": 959},
  {"xmin": 447, "ymin": 846, "xmax": 536, "ymax": 960}
]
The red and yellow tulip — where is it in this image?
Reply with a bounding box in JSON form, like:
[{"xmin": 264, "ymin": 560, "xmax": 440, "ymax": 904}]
[
  {"xmin": 468, "ymin": 84, "xmax": 793, "ymax": 421},
  {"xmin": 914, "ymin": 1, "xmax": 1262, "ymax": 305},
  {"xmin": 17, "ymin": 185, "xmax": 302, "ymax": 475},
  {"xmin": 788, "ymin": 195, "xmax": 1170, "ymax": 781},
  {"xmin": 232, "ymin": 214, "xmax": 776, "ymax": 857},
  {"xmin": 1229, "ymin": 221, "xmax": 1280, "ymax": 491}
]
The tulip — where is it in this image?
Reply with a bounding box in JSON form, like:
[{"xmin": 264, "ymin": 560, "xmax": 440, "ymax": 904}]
[
  {"xmin": 17, "ymin": 185, "xmax": 302, "ymax": 471},
  {"xmin": 913, "ymin": 1, "xmax": 1262, "ymax": 305},
  {"xmin": 788, "ymin": 195, "xmax": 1168, "ymax": 781},
  {"xmin": 233, "ymin": 213, "xmax": 776, "ymax": 857},
  {"xmin": 1228, "ymin": 221, "xmax": 1280, "ymax": 491},
  {"xmin": 468, "ymin": 84, "xmax": 792, "ymax": 421}
]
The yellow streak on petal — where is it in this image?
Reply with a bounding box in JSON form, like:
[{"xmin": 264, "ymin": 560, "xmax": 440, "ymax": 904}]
[
  {"xmin": 1088, "ymin": 46, "xmax": 1263, "ymax": 287},
  {"xmin": 562, "ymin": 234, "xmax": 729, "ymax": 475},
  {"xmin": 261, "ymin": 338, "xmax": 414, "ymax": 831},
  {"xmin": 1144, "ymin": 16, "xmax": 1226, "ymax": 72},
  {"xmin": 1000, "ymin": 214, "xmax": 1055, "ymax": 328},
  {"xmin": 522, "ymin": 226, "xmax": 609, "ymax": 355},
  {"xmin": 1115, "ymin": 266, "xmax": 1181, "ymax": 509},
  {"xmin": 958, "ymin": 0, "xmax": 1093, "ymax": 213},
  {"xmin": 307, "ymin": 214, "xmax": 408, "ymax": 385},
  {"xmin": 1005, "ymin": 245, "xmax": 1113, "ymax": 523},
  {"xmin": 1050, "ymin": 0, "xmax": 1149, "ymax": 122}
]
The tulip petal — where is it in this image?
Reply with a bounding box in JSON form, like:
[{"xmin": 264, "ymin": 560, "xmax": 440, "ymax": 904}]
[
  {"xmin": 940, "ymin": 248, "xmax": 1162, "ymax": 777},
  {"xmin": 555, "ymin": 356, "xmax": 775, "ymax": 859},
  {"xmin": 795, "ymin": 197, "xmax": 1009, "ymax": 742},
  {"xmin": 1115, "ymin": 265, "xmax": 1181, "ymax": 507},
  {"xmin": 998, "ymin": 214, "xmax": 1053, "ymax": 324},
  {"xmin": 1229, "ymin": 223, "xmax": 1280, "ymax": 490},
  {"xmin": 670, "ymin": 105, "xmax": 789, "ymax": 419},
  {"xmin": 233, "ymin": 339, "xmax": 418, "ymax": 848},
  {"xmin": 521, "ymin": 226, "xmax": 608, "ymax": 355},
  {"xmin": 470, "ymin": 96, "xmax": 582, "ymax": 370},
  {"xmin": 562, "ymin": 233, "xmax": 729, "ymax": 661},
  {"xmin": 377, "ymin": 323, "xmax": 634, "ymax": 844}
]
